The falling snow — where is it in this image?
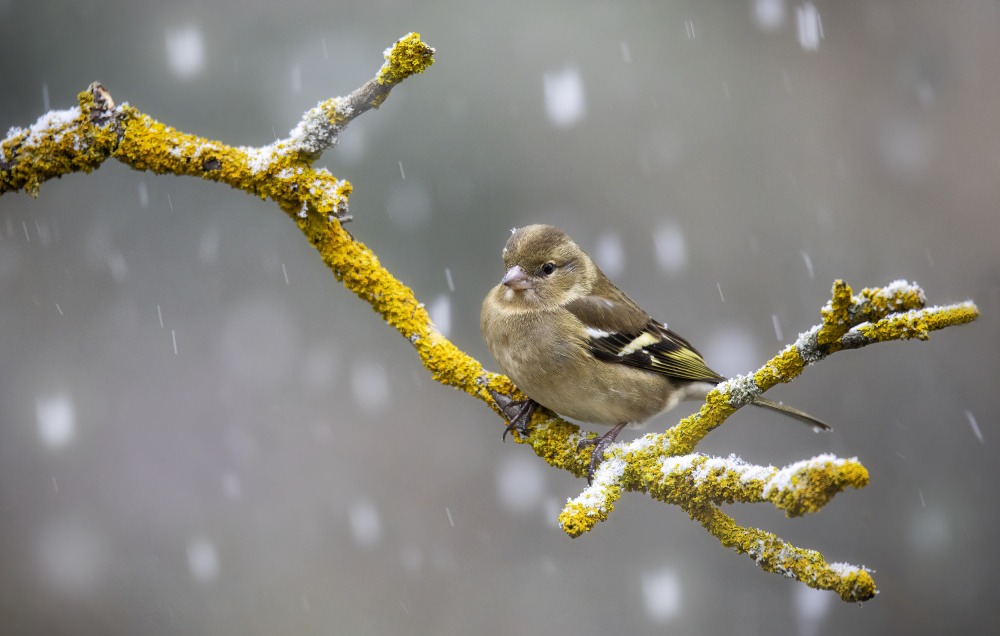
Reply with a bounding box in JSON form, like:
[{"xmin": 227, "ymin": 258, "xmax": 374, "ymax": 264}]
[
  {"xmin": 594, "ymin": 230, "xmax": 625, "ymax": 277},
  {"xmin": 755, "ymin": 0, "xmax": 786, "ymax": 31},
  {"xmin": 350, "ymin": 359, "xmax": 390, "ymax": 414},
  {"xmin": 349, "ymin": 499, "xmax": 382, "ymax": 548},
  {"xmin": 187, "ymin": 537, "xmax": 220, "ymax": 583},
  {"xmin": 429, "ymin": 294, "xmax": 451, "ymax": 336},
  {"xmin": 543, "ymin": 68, "xmax": 585, "ymax": 128},
  {"xmin": 496, "ymin": 454, "xmax": 546, "ymax": 514},
  {"xmin": 796, "ymin": 2, "xmax": 823, "ymax": 51},
  {"xmin": 653, "ymin": 223, "xmax": 687, "ymax": 274},
  {"xmin": 165, "ymin": 25, "xmax": 205, "ymax": 77},
  {"xmin": 795, "ymin": 584, "xmax": 833, "ymax": 636},
  {"xmin": 36, "ymin": 394, "xmax": 75, "ymax": 448},
  {"xmin": 642, "ymin": 567, "xmax": 681, "ymax": 622},
  {"xmin": 800, "ymin": 250, "xmax": 815, "ymax": 279},
  {"xmin": 965, "ymin": 410, "xmax": 983, "ymax": 444}
]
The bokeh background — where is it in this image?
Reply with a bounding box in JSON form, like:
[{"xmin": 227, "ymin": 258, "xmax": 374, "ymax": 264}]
[{"xmin": 2, "ymin": 1, "xmax": 997, "ymax": 634}]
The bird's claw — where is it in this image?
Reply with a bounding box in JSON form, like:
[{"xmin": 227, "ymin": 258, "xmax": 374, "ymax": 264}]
[
  {"xmin": 501, "ymin": 399, "xmax": 536, "ymax": 440},
  {"xmin": 487, "ymin": 388, "xmax": 537, "ymax": 441},
  {"xmin": 576, "ymin": 422, "xmax": 628, "ymax": 485}
]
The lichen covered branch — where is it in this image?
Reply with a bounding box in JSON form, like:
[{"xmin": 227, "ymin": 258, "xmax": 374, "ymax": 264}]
[
  {"xmin": 558, "ymin": 442, "xmax": 870, "ymax": 537},
  {"xmin": 1, "ymin": 33, "xmax": 434, "ymax": 200},
  {"xmin": 689, "ymin": 503, "xmax": 878, "ymax": 602},
  {"xmin": 551, "ymin": 279, "xmax": 975, "ymax": 601},
  {"xmin": 665, "ymin": 280, "xmax": 975, "ymax": 457}
]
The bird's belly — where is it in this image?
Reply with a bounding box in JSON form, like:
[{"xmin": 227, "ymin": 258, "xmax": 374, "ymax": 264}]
[
  {"xmin": 513, "ymin": 351, "xmax": 668, "ymax": 428},
  {"xmin": 539, "ymin": 375, "xmax": 664, "ymax": 427}
]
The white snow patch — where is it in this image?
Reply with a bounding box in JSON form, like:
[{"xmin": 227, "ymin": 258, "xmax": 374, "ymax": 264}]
[
  {"xmin": 828, "ymin": 561, "xmax": 874, "ymax": 577},
  {"xmin": 242, "ymin": 144, "xmax": 278, "ymax": 174},
  {"xmin": 660, "ymin": 454, "xmax": 700, "ymax": 477},
  {"xmin": 14, "ymin": 107, "xmax": 81, "ymax": 148},
  {"xmin": 763, "ymin": 453, "xmax": 851, "ymax": 496},
  {"xmin": 565, "ymin": 455, "xmax": 627, "ymax": 512},
  {"xmin": 626, "ymin": 432, "xmax": 667, "ymax": 455}
]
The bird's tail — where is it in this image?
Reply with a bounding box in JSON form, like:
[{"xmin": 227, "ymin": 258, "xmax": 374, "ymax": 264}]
[{"xmin": 752, "ymin": 397, "xmax": 831, "ymax": 431}]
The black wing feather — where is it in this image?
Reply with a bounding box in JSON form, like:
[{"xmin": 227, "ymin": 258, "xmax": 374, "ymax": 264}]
[
  {"xmin": 590, "ymin": 321, "xmax": 723, "ymax": 383},
  {"xmin": 565, "ymin": 295, "xmax": 723, "ymax": 383}
]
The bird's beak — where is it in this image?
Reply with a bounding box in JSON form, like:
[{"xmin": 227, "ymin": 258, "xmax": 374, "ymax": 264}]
[{"xmin": 501, "ymin": 265, "xmax": 532, "ymax": 290}]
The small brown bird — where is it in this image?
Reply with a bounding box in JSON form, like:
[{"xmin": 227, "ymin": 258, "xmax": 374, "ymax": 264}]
[{"xmin": 481, "ymin": 224, "xmax": 829, "ymax": 483}]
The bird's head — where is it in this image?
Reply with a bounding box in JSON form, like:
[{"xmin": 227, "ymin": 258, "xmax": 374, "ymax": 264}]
[{"xmin": 498, "ymin": 224, "xmax": 595, "ymax": 305}]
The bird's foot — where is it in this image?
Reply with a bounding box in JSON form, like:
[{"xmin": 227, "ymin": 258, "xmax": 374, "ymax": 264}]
[
  {"xmin": 502, "ymin": 399, "xmax": 537, "ymax": 440},
  {"xmin": 576, "ymin": 422, "xmax": 629, "ymax": 485},
  {"xmin": 487, "ymin": 388, "xmax": 537, "ymax": 440}
]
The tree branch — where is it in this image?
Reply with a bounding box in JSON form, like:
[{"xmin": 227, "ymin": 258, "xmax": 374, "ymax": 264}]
[
  {"xmin": 1, "ymin": 34, "xmax": 979, "ymax": 604},
  {"xmin": 553, "ymin": 280, "xmax": 975, "ymax": 600}
]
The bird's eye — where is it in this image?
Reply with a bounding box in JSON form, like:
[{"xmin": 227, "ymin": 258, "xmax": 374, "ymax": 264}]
[{"xmin": 541, "ymin": 262, "xmax": 555, "ymax": 276}]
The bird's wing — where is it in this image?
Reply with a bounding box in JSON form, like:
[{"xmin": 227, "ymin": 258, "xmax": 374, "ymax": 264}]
[{"xmin": 565, "ymin": 295, "xmax": 723, "ymax": 383}]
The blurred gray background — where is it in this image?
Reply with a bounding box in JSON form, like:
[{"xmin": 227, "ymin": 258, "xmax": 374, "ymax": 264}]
[{"xmin": 1, "ymin": 1, "xmax": 997, "ymax": 634}]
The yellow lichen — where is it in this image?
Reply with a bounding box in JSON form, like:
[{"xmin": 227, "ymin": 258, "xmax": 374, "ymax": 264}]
[
  {"xmin": 817, "ymin": 279, "xmax": 852, "ymax": 347},
  {"xmin": 666, "ymin": 388, "xmax": 737, "ymax": 456},
  {"xmin": 753, "ymin": 346, "xmax": 806, "ymax": 390},
  {"xmin": 855, "ymin": 283, "xmax": 925, "ymax": 320},
  {"xmin": 377, "ymin": 33, "xmax": 436, "ymax": 86},
  {"xmin": 691, "ymin": 504, "xmax": 876, "ymax": 602},
  {"xmin": 560, "ymin": 502, "xmax": 608, "ymax": 537},
  {"xmin": 0, "ymin": 87, "xmax": 126, "ymax": 197},
  {"xmin": 857, "ymin": 303, "xmax": 979, "ymax": 344},
  {"xmin": 768, "ymin": 461, "xmax": 870, "ymax": 517}
]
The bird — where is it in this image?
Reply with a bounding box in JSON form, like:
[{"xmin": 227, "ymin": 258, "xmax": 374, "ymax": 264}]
[{"xmin": 480, "ymin": 224, "xmax": 830, "ymax": 484}]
